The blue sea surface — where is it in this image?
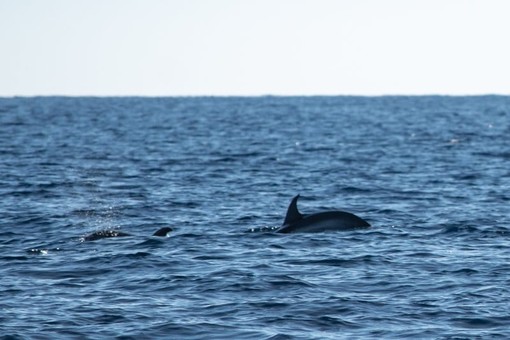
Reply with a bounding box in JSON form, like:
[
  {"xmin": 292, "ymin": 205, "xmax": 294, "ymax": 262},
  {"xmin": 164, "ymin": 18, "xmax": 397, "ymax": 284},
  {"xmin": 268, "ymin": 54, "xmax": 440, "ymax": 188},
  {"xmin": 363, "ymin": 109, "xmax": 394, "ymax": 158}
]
[{"xmin": 1, "ymin": 96, "xmax": 509, "ymax": 339}]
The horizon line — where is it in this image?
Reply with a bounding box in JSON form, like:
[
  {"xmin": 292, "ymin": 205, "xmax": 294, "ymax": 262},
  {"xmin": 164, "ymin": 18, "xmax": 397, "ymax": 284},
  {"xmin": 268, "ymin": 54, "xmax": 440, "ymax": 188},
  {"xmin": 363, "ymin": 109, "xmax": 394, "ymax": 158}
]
[{"xmin": 1, "ymin": 93, "xmax": 509, "ymax": 98}]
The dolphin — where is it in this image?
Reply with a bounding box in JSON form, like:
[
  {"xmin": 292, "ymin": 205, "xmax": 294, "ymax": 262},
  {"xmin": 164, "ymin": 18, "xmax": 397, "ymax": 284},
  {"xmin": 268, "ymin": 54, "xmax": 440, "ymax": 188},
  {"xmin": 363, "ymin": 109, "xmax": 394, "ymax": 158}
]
[
  {"xmin": 82, "ymin": 227, "xmax": 173, "ymax": 242},
  {"xmin": 276, "ymin": 195, "xmax": 370, "ymax": 233}
]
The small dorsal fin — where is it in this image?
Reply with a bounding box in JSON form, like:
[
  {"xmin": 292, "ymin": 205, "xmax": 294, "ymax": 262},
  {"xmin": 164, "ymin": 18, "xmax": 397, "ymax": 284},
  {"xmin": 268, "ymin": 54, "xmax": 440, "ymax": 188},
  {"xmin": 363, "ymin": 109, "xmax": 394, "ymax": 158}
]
[
  {"xmin": 153, "ymin": 227, "xmax": 173, "ymax": 237},
  {"xmin": 283, "ymin": 194, "xmax": 303, "ymax": 225}
]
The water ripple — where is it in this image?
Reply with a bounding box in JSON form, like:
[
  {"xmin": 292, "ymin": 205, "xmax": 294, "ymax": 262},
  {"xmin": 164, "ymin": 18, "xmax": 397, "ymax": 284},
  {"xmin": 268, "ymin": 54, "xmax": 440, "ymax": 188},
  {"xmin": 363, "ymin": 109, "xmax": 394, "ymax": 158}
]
[{"xmin": 2, "ymin": 96, "xmax": 510, "ymax": 338}]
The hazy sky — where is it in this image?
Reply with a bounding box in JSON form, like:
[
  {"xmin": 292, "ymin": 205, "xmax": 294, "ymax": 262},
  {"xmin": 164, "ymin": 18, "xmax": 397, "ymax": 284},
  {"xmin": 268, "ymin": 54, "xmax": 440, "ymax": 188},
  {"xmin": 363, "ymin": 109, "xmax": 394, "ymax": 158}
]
[{"xmin": 1, "ymin": 0, "xmax": 509, "ymax": 96}]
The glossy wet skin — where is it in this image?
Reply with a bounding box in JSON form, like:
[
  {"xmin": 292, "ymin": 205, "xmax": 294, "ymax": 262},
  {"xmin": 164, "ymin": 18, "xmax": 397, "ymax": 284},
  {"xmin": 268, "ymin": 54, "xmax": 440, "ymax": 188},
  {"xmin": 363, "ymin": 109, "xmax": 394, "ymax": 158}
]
[
  {"xmin": 277, "ymin": 195, "xmax": 370, "ymax": 233},
  {"xmin": 277, "ymin": 211, "xmax": 370, "ymax": 233}
]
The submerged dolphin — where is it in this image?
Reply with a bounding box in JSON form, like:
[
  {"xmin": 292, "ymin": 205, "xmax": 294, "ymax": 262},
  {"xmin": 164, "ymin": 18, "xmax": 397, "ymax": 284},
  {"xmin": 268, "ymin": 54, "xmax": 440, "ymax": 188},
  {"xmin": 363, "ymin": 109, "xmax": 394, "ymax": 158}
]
[
  {"xmin": 276, "ymin": 195, "xmax": 370, "ymax": 233},
  {"xmin": 82, "ymin": 227, "xmax": 173, "ymax": 242}
]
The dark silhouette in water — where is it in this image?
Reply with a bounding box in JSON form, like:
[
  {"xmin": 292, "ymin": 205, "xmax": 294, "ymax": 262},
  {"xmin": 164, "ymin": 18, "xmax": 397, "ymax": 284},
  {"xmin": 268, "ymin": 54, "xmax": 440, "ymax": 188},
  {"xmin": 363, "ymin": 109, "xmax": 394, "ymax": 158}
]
[
  {"xmin": 82, "ymin": 227, "xmax": 173, "ymax": 241},
  {"xmin": 277, "ymin": 195, "xmax": 370, "ymax": 233},
  {"xmin": 83, "ymin": 195, "xmax": 370, "ymax": 239}
]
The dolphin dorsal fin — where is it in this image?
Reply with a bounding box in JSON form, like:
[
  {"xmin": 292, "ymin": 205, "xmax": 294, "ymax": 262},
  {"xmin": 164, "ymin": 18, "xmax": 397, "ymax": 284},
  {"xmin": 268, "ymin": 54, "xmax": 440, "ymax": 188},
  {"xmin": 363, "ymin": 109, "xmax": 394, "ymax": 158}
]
[{"xmin": 283, "ymin": 194, "xmax": 303, "ymax": 225}]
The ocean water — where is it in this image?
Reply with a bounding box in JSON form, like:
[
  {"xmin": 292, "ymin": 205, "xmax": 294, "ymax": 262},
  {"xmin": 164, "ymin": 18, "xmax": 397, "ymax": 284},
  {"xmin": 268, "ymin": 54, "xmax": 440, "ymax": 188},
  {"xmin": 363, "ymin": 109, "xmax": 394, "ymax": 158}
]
[{"xmin": 1, "ymin": 96, "xmax": 509, "ymax": 339}]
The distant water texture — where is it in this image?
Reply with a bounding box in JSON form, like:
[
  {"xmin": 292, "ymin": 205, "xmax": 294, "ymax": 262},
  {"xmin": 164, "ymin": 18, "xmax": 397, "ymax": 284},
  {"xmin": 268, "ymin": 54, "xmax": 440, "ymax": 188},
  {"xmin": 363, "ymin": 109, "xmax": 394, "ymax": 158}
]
[{"xmin": 1, "ymin": 96, "xmax": 509, "ymax": 339}]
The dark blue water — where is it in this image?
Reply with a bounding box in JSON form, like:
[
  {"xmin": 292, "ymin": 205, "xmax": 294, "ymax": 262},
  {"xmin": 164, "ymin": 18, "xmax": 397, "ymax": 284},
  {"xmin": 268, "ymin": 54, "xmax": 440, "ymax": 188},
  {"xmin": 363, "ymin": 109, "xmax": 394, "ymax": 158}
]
[{"xmin": 1, "ymin": 96, "xmax": 509, "ymax": 339}]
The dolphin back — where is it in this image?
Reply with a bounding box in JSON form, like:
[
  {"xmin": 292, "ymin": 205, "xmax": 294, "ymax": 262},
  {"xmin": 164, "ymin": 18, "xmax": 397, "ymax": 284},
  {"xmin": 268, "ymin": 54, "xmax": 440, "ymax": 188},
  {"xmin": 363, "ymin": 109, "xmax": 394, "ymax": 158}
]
[
  {"xmin": 277, "ymin": 195, "xmax": 370, "ymax": 233},
  {"xmin": 278, "ymin": 211, "xmax": 370, "ymax": 233}
]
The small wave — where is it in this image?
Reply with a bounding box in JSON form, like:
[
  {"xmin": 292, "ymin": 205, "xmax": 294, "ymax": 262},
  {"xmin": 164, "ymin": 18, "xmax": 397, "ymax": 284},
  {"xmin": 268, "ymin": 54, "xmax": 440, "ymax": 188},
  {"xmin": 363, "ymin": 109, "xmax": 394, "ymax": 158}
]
[
  {"xmin": 245, "ymin": 226, "xmax": 280, "ymax": 233},
  {"xmin": 474, "ymin": 151, "xmax": 510, "ymax": 159},
  {"xmin": 438, "ymin": 224, "xmax": 480, "ymax": 234},
  {"xmin": 450, "ymin": 317, "xmax": 507, "ymax": 329},
  {"xmin": 26, "ymin": 248, "xmax": 63, "ymax": 255}
]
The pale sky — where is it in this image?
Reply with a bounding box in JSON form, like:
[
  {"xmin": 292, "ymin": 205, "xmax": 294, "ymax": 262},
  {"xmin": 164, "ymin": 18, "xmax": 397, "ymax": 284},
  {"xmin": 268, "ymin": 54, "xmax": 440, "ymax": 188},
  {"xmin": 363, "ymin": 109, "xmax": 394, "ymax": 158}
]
[{"xmin": 1, "ymin": 0, "xmax": 509, "ymax": 96}]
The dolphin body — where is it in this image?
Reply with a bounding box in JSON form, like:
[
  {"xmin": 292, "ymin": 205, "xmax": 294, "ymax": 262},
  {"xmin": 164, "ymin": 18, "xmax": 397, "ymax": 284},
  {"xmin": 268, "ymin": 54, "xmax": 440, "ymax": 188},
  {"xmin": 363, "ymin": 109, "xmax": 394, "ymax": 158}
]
[
  {"xmin": 276, "ymin": 195, "xmax": 370, "ymax": 233},
  {"xmin": 82, "ymin": 227, "xmax": 173, "ymax": 242}
]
